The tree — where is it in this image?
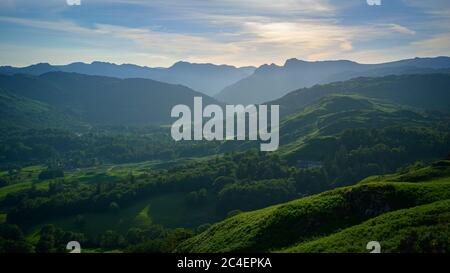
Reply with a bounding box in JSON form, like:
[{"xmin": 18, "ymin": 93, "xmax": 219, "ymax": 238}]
[
  {"xmin": 165, "ymin": 228, "xmax": 194, "ymax": 251},
  {"xmin": 74, "ymin": 215, "xmax": 86, "ymax": 228},
  {"xmin": 0, "ymin": 223, "xmax": 33, "ymax": 253},
  {"xmin": 38, "ymin": 168, "xmax": 64, "ymax": 180},
  {"xmin": 0, "ymin": 178, "xmax": 8, "ymax": 187},
  {"xmin": 196, "ymin": 223, "xmax": 211, "ymax": 233},
  {"xmin": 109, "ymin": 202, "xmax": 120, "ymax": 214},
  {"xmin": 99, "ymin": 230, "xmax": 125, "ymax": 248},
  {"xmin": 213, "ymin": 176, "xmax": 234, "ymax": 191}
]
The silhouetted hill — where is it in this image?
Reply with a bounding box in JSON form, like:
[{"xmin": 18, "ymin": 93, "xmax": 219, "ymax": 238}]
[
  {"xmin": 270, "ymin": 73, "xmax": 450, "ymax": 117},
  {"xmin": 0, "ymin": 61, "xmax": 255, "ymax": 96},
  {"xmin": 216, "ymin": 57, "xmax": 450, "ymax": 104},
  {"xmin": 0, "ymin": 88, "xmax": 84, "ymax": 129},
  {"xmin": 0, "ymin": 72, "xmax": 219, "ymax": 126}
]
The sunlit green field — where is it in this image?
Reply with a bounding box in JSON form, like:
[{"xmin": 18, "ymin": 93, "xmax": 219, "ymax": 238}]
[{"xmin": 0, "ymin": 157, "xmax": 210, "ymax": 201}]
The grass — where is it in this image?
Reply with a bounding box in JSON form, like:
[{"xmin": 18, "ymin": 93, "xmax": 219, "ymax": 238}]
[
  {"xmin": 283, "ymin": 199, "xmax": 450, "ymax": 253},
  {"xmin": 135, "ymin": 205, "xmax": 152, "ymax": 227},
  {"xmin": 0, "ymin": 181, "xmax": 50, "ymax": 200},
  {"xmin": 361, "ymin": 160, "xmax": 450, "ymax": 184}
]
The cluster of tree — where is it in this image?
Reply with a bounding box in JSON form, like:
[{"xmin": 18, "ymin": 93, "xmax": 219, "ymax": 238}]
[
  {"xmin": 125, "ymin": 226, "xmax": 194, "ymax": 253},
  {"xmin": 87, "ymin": 224, "xmax": 191, "ymax": 252},
  {"xmin": 322, "ymin": 126, "xmax": 450, "ymax": 186},
  {"xmin": 0, "ymin": 178, "xmax": 7, "ymax": 187},
  {"xmin": 1, "ymin": 220, "xmax": 195, "ymax": 253},
  {"xmin": 0, "ymin": 127, "xmax": 221, "ymax": 169},
  {"xmin": 38, "ymin": 168, "xmax": 64, "ymax": 181},
  {"xmin": 217, "ymin": 179, "xmax": 297, "ymax": 214},
  {"xmin": 3, "ymin": 151, "xmax": 297, "ymax": 227},
  {"xmin": 0, "ymin": 223, "xmax": 33, "ymax": 253},
  {"xmin": 286, "ymin": 126, "xmax": 450, "ymax": 186},
  {"xmin": 35, "ymin": 224, "xmax": 86, "ymax": 253},
  {"xmin": 184, "ymin": 189, "xmax": 208, "ymax": 207}
]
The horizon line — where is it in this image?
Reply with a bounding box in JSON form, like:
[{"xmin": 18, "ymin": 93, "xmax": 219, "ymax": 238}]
[{"xmin": 2, "ymin": 55, "xmax": 450, "ymax": 70}]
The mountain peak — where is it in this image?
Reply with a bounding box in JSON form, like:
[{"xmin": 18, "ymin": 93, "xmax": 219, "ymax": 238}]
[
  {"xmin": 170, "ymin": 61, "xmax": 192, "ymax": 68},
  {"xmin": 91, "ymin": 61, "xmax": 116, "ymax": 66},
  {"xmin": 30, "ymin": 62, "xmax": 52, "ymax": 67},
  {"xmin": 283, "ymin": 58, "xmax": 359, "ymax": 68},
  {"xmin": 256, "ymin": 63, "xmax": 280, "ymax": 72}
]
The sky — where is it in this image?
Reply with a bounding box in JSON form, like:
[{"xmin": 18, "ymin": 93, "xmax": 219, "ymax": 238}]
[{"xmin": 0, "ymin": 0, "xmax": 450, "ymax": 67}]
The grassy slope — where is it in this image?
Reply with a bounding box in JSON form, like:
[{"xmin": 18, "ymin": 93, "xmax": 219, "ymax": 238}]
[
  {"xmin": 283, "ymin": 199, "xmax": 449, "ymax": 253},
  {"xmin": 360, "ymin": 161, "xmax": 450, "ymax": 184},
  {"xmin": 275, "ymin": 93, "xmax": 445, "ymax": 157},
  {"xmin": 176, "ymin": 161, "xmax": 450, "ymax": 253},
  {"xmin": 230, "ymin": 93, "xmax": 447, "ymax": 157}
]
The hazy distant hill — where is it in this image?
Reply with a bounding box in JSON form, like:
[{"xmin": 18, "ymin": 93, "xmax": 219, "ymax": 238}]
[
  {"xmin": 0, "ymin": 61, "xmax": 255, "ymax": 96},
  {"xmin": 270, "ymin": 73, "xmax": 450, "ymax": 117},
  {"xmin": 0, "ymin": 72, "xmax": 219, "ymax": 126},
  {"xmin": 0, "ymin": 88, "xmax": 84, "ymax": 130},
  {"xmin": 216, "ymin": 57, "xmax": 450, "ymax": 104}
]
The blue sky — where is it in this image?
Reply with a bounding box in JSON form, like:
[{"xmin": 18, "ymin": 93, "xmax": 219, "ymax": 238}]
[{"xmin": 0, "ymin": 0, "xmax": 449, "ymax": 67}]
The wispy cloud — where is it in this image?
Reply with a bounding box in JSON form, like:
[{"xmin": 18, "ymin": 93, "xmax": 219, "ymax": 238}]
[
  {"xmin": 385, "ymin": 24, "xmax": 416, "ymax": 35},
  {"xmin": 0, "ymin": 15, "xmax": 420, "ymax": 66},
  {"xmin": 0, "ymin": 1, "xmax": 449, "ymax": 66}
]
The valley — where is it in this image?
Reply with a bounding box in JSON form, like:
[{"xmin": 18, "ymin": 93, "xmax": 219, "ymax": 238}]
[{"xmin": 0, "ymin": 61, "xmax": 449, "ymax": 254}]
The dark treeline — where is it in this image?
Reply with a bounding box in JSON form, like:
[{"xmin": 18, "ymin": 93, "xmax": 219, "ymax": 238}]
[
  {"xmin": 0, "ymin": 221, "xmax": 194, "ymax": 253},
  {"xmin": 0, "ymin": 126, "xmax": 221, "ymax": 170},
  {"xmin": 288, "ymin": 126, "xmax": 450, "ymax": 186}
]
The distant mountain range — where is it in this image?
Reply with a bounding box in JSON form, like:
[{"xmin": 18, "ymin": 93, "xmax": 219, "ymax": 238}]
[
  {"xmin": 216, "ymin": 56, "xmax": 450, "ymax": 104},
  {"xmin": 0, "ymin": 61, "xmax": 255, "ymax": 97},
  {"xmin": 2, "ymin": 71, "xmax": 450, "ymax": 130},
  {"xmin": 2, "ymin": 57, "xmax": 450, "ymax": 104},
  {"xmin": 0, "ymin": 72, "xmax": 219, "ymax": 127}
]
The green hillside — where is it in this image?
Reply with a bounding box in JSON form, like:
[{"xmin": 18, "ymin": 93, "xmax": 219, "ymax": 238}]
[
  {"xmin": 176, "ymin": 161, "xmax": 450, "ymax": 253},
  {"xmin": 271, "ymin": 73, "xmax": 450, "ymax": 117},
  {"xmin": 283, "ymin": 199, "xmax": 449, "ymax": 253},
  {"xmin": 272, "ymin": 94, "xmax": 450, "ymax": 185},
  {"xmin": 278, "ymin": 93, "xmax": 445, "ymax": 152},
  {"xmin": 0, "ymin": 89, "xmax": 84, "ymax": 130},
  {"xmin": 233, "ymin": 93, "xmax": 450, "ymax": 162}
]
